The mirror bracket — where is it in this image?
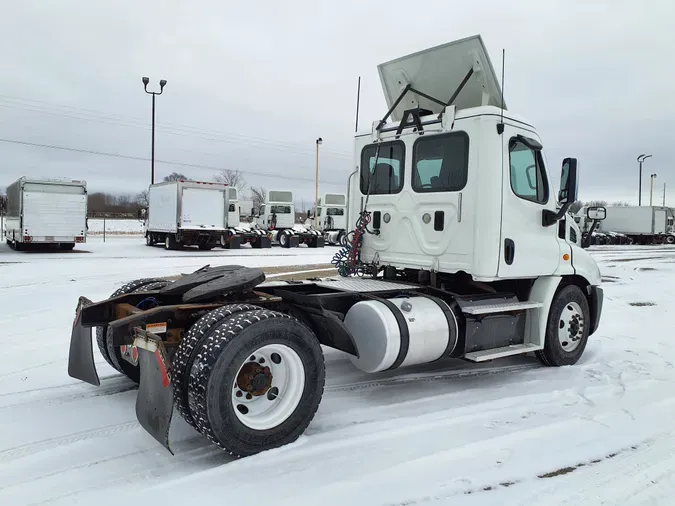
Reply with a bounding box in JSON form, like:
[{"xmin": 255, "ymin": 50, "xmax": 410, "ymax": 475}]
[{"xmin": 542, "ymin": 207, "xmax": 567, "ymax": 227}]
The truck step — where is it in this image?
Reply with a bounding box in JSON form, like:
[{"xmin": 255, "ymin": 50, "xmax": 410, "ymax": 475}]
[
  {"xmin": 462, "ymin": 300, "xmax": 542, "ymax": 315},
  {"xmin": 464, "ymin": 343, "xmax": 541, "ymax": 362}
]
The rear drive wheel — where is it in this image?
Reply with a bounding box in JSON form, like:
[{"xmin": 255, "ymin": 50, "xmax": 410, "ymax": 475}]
[
  {"xmin": 666, "ymin": 235, "xmax": 675, "ymax": 244},
  {"xmin": 95, "ymin": 278, "xmax": 171, "ymax": 382},
  {"xmin": 278, "ymin": 230, "xmax": 289, "ymax": 248},
  {"xmin": 187, "ymin": 309, "xmax": 325, "ymax": 457},
  {"xmin": 165, "ymin": 234, "xmax": 179, "ymax": 250},
  {"xmin": 536, "ymin": 284, "xmax": 590, "ymax": 367},
  {"xmin": 172, "ymin": 303, "xmax": 264, "ymax": 429}
]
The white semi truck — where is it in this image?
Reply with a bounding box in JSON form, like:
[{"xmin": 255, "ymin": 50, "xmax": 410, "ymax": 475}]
[
  {"xmin": 579, "ymin": 205, "xmax": 675, "ymax": 245},
  {"xmin": 313, "ymin": 193, "xmax": 348, "ymax": 245},
  {"xmin": 4, "ymin": 176, "xmax": 87, "ymax": 250},
  {"xmin": 252, "ymin": 190, "xmax": 324, "ymax": 248},
  {"xmin": 220, "ymin": 188, "xmax": 271, "ymax": 249},
  {"xmin": 143, "ymin": 179, "xmax": 229, "ymax": 250},
  {"xmin": 68, "ymin": 34, "xmax": 606, "ymax": 459}
]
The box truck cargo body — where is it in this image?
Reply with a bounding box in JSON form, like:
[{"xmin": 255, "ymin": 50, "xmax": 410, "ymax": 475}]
[
  {"xmin": 4, "ymin": 176, "xmax": 87, "ymax": 250},
  {"xmin": 597, "ymin": 205, "xmax": 675, "ymax": 244},
  {"xmin": 144, "ymin": 180, "xmax": 229, "ymax": 250}
]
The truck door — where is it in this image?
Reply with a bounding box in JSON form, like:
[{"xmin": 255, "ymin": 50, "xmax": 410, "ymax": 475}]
[{"xmin": 498, "ymin": 127, "xmax": 561, "ymax": 277}]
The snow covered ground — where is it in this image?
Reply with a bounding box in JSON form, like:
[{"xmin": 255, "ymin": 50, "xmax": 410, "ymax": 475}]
[{"xmin": 0, "ymin": 240, "xmax": 673, "ymax": 505}]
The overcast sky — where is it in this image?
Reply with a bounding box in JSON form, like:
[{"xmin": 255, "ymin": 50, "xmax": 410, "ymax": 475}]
[{"xmin": 0, "ymin": 0, "xmax": 673, "ymax": 206}]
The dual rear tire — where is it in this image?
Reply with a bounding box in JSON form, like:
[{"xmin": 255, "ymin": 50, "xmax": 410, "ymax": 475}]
[
  {"xmin": 173, "ymin": 305, "xmax": 325, "ymax": 457},
  {"xmin": 95, "ymin": 278, "xmax": 172, "ymax": 383}
]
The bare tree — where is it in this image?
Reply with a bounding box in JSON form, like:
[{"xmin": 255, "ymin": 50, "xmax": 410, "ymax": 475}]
[
  {"xmin": 250, "ymin": 186, "xmax": 266, "ymax": 209},
  {"xmin": 610, "ymin": 201, "xmax": 630, "ymax": 206},
  {"xmin": 586, "ymin": 199, "xmax": 608, "ymax": 207},
  {"xmin": 136, "ymin": 190, "xmax": 149, "ymax": 208},
  {"xmin": 568, "ymin": 200, "xmax": 584, "ymax": 214},
  {"xmin": 163, "ymin": 172, "xmax": 189, "ymax": 182},
  {"xmin": 213, "ymin": 169, "xmax": 246, "ymax": 193}
]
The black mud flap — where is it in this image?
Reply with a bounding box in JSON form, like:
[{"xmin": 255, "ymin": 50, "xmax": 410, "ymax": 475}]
[
  {"xmin": 67, "ymin": 296, "xmax": 100, "ymax": 386},
  {"xmin": 133, "ymin": 328, "xmax": 175, "ymax": 454}
]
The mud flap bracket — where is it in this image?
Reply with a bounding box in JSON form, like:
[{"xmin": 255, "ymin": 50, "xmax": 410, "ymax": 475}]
[
  {"xmin": 133, "ymin": 327, "xmax": 175, "ymax": 455},
  {"xmin": 67, "ymin": 296, "xmax": 100, "ymax": 386}
]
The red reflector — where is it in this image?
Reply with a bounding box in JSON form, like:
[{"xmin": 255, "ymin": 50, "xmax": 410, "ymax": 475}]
[
  {"xmin": 24, "ymin": 236, "xmax": 31, "ymax": 243},
  {"xmin": 75, "ymin": 236, "xmax": 84, "ymax": 243}
]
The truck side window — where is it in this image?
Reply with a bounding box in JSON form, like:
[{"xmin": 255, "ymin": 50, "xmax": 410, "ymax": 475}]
[
  {"xmin": 412, "ymin": 132, "xmax": 469, "ymax": 193},
  {"xmin": 360, "ymin": 141, "xmax": 405, "ymax": 195},
  {"xmin": 509, "ymin": 139, "xmax": 548, "ymax": 204},
  {"xmin": 260, "ymin": 205, "xmax": 265, "ymax": 216}
]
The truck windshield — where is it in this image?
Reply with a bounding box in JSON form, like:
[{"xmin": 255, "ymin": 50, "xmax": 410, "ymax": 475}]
[
  {"xmin": 360, "ymin": 141, "xmax": 405, "ymax": 195},
  {"xmin": 271, "ymin": 205, "xmax": 291, "ymax": 214},
  {"xmin": 326, "ymin": 207, "xmax": 344, "ymax": 216},
  {"xmin": 229, "ymin": 204, "xmax": 235, "ymax": 212}
]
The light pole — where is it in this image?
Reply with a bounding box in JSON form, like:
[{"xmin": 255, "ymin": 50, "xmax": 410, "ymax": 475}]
[
  {"xmin": 314, "ymin": 137, "xmax": 322, "ymax": 229},
  {"xmin": 142, "ymin": 77, "xmax": 167, "ymax": 185},
  {"xmin": 650, "ymin": 173, "xmax": 657, "ymax": 206},
  {"xmin": 637, "ymin": 153, "xmax": 652, "ymax": 206}
]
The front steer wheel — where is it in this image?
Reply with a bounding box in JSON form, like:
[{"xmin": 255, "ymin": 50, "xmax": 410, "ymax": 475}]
[
  {"xmin": 536, "ymin": 284, "xmax": 590, "ymax": 367},
  {"xmin": 186, "ymin": 309, "xmax": 325, "ymax": 457}
]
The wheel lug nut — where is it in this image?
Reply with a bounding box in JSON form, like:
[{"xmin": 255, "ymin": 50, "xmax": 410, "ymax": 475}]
[
  {"xmin": 246, "ymin": 393, "xmax": 253, "ymax": 400},
  {"xmin": 236, "ymin": 390, "xmax": 242, "ymax": 397}
]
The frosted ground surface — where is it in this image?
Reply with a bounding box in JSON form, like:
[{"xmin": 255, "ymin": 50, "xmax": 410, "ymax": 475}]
[{"xmin": 0, "ymin": 238, "xmax": 674, "ymax": 505}]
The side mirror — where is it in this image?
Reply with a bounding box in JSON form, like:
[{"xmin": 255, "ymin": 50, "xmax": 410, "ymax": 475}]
[
  {"xmin": 542, "ymin": 157, "xmax": 580, "ymax": 227},
  {"xmin": 558, "ymin": 158, "xmax": 578, "ymax": 204},
  {"xmin": 586, "ymin": 206, "xmax": 606, "ymax": 221}
]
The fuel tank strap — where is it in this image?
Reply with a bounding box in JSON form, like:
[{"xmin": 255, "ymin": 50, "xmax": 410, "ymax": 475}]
[
  {"xmin": 416, "ymin": 294, "xmax": 459, "ymax": 360},
  {"xmin": 362, "ymin": 294, "xmax": 409, "ymax": 371}
]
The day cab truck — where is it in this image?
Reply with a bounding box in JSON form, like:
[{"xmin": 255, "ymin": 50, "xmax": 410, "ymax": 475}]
[
  {"xmin": 314, "ymin": 193, "xmax": 348, "ymax": 245},
  {"xmin": 4, "ymin": 176, "xmax": 87, "ymax": 251},
  {"xmin": 67, "ymin": 34, "xmax": 606, "ymax": 460},
  {"xmin": 143, "ymin": 179, "xmax": 230, "ymax": 250},
  {"xmin": 251, "ymin": 190, "xmax": 324, "ymax": 248},
  {"xmin": 220, "ymin": 187, "xmax": 271, "ymax": 249}
]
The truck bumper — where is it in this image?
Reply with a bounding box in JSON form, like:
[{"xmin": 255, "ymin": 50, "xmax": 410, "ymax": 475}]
[{"xmin": 588, "ymin": 285, "xmax": 603, "ymax": 335}]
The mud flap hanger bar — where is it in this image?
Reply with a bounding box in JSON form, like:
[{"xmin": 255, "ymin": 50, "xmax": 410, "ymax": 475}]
[{"xmin": 374, "ymin": 67, "xmax": 475, "ymax": 137}]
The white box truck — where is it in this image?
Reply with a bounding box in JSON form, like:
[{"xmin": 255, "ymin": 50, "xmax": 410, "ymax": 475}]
[
  {"xmin": 143, "ymin": 180, "xmax": 229, "ymax": 250},
  {"xmin": 4, "ymin": 176, "xmax": 87, "ymax": 251},
  {"xmin": 594, "ymin": 205, "xmax": 675, "ymax": 244}
]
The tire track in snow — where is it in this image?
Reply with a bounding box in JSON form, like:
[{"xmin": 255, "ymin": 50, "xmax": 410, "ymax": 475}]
[
  {"xmin": 0, "ymin": 421, "xmax": 139, "ymax": 462},
  {"xmin": 0, "ymin": 375, "xmax": 136, "ymax": 409},
  {"xmin": 324, "ymin": 363, "xmax": 540, "ymax": 394},
  {"xmin": 0, "ymin": 361, "xmax": 539, "ymax": 410}
]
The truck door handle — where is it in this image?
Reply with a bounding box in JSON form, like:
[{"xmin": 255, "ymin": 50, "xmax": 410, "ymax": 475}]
[
  {"xmin": 504, "ymin": 238, "xmax": 515, "ymax": 265},
  {"xmin": 434, "ymin": 211, "xmax": 444, "ymax": 231},
  {"xmin": 372, "ymin": 211, "xmax": 381, "ymax": 229}
]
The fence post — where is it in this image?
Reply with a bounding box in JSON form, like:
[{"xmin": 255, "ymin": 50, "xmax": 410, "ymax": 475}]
[{"xmin": 103, "ymin": 217, "xmax": 106, "ymax": 243}]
